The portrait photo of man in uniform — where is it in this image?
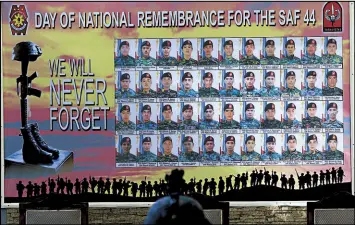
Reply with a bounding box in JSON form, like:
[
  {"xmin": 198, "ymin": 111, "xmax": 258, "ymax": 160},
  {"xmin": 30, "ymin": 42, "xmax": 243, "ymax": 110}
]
[
  {"xmin": 198, "ymin": 39, "xmax": 219, "ymax": 66},
  {"xmin": 136, "ymin": 39, "xmax": 157, "ymax": 67},
  {"xmin": 261, "ymin": 135, "xmax": 283, "ymax": 161},
  {"xmin": 321, "ymin": 37, "xmax": 343, "ymax": 64},
  {"xmin": 240, "ymin": 102, "xmax": 262, "ymax": 129},
  {"xmin": 302, "ymin": 102, "xmax": 323, "ymax": 129},
  {"xmin": 157, "ymin": 39, "xmax": 178, "ymax": 67},
  {"xmin": 199, "ymin": 71, "xmax": 220, "ymax": 97},
  {"xmin": 136, "ymin": 104, "xmax": 158, "ymax": 131},
  {"xmin": 301, "ymin": 37, "xmax": 323, "ymax": 64},
  {"xmin": 178, "ymin": 39, "xmax": 198, "ymax": 67},
  {"xmin": 260, "ymin": 38, "xmax": 281, "ymax": 65},
  {"xmin": 240, "ymin": 71, "xmax": 261, "ymax": 97},
  {"xmin": 116, "ymin": 136, "xmax": 137, "ymax": 164},
  {"xmin": 221, "ymin": 135, "xmax": 242, "ymax": 161},
  {"xmin": 157, "ymin": 136, "xmax": 178, "ymax": 162},
  {"xmin": 116, "ymin": 72, "xmax": 136, "ymax": 99},
  {"xmin": 116, "ymin": 103, "xmax": 137, "ymax": 132},
  {"xmin": 137, "ymin": 72, "xmax": 158, "ymax": 98},
  {"xmin": 322, "ymin": 102, "xmax": 344, "ymax": 129},
  {"xmin": 322, "ymin": 70, "xmax": 343, "ymax": 97},
  {"xmin": 137, "ymin": 136, "xmax": 158, "ymax": 163},
  {"xmin": 178, "ymin": 103, "xmax": 199, "ymax": 130},
  {"xmin": 260, "ymin": 70, "xmax": 281, "ymax": 97},
  {"xmin": 158, "ymin": 103, "xmax": 179, "ymax": 130},
  {"xmin": 219, "ymin": 71, "xmax": 241, "ymax": 97},
  {"xmin": 281, "ymin": 70, "xmax": 303, "ymax": 97},
  {"xmin": 240, "ymin": 38, "xmax": 261, "ymax": 65},
  {"xmin": 219, "ymin": 103, "xmax": 241, "ymax": 129},
  {"xmin": 281, "ymin": 102, "xmax": 303, "ymax": 129},
  {"xmin": 199, "ymin": 103, "xmax": 221, "ymax": 130},
  {"xmin": 324, "ymin": 134, "xmax": 344, "ymax": 160},
  {"xmin": 301, "ymin": 70, "xmax": 323, "ymax": 97},
  {"xmin": 261, "ymin": 102, "xmax": 282, "ymax": 129},
  {"xmin": 177, "ymin": 71, "xmax": 199, "ymax": 97},
  {"xmin": 157, "ymin": 71, "xmax": 178, "ymax": 98},
  {"xmin": 241, "ymin": 134, "xmax": 262, "ymax": 161},
  {"xmin": 279, "ymin": 38, "xmax": 302, "ymax": 65},
  {"xmin": 115, "ymin": 39, "xmax": 136, "ymax": 68},
  {"xmin": 219, "ymin": 38, "xmax": 240, "ymax": 67},
  {"xmin": 200, "ymin": 135, "xmax": 221, "ymax": 161},
  {"xmin": 179, "ymin": 135, "xmax": 200, "ymax": 162},
  {"xmin": 282, "ymin": 134, "xmax": 304, "ymax": 161},
  {"xmin": 303, "ymin": 134, "xmax": 324, "ymax": 160}
]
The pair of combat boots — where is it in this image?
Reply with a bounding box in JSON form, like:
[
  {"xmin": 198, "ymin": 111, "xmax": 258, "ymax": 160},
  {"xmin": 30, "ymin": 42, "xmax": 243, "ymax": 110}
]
[{"xmin": 21, "ymin": 123, "xmax": 60, "ymax": 164}]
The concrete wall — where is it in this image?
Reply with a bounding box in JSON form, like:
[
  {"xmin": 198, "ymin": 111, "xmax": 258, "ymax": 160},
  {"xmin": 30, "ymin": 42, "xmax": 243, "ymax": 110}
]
[{"xmin": 5, "ymin": 206, "xmax": 307, "ymax": 224}]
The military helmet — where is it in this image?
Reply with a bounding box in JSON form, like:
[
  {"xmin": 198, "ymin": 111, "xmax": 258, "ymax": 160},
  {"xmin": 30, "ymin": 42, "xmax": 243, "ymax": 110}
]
[{"xmin": 12, "ymin": 41, "xmax": 42, "ymax": 62}]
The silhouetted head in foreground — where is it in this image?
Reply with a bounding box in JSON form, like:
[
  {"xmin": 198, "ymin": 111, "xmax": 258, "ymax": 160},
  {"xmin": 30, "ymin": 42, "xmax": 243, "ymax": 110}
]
[{"xmin": 144, "ymin": 169, "xmax": 211, "ymax": 225}]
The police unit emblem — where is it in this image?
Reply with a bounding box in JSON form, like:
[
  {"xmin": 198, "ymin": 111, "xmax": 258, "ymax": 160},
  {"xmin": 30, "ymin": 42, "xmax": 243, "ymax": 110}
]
[{"xmin": 9, "ymin": 5, "xmax": 29, "ymax": 35}]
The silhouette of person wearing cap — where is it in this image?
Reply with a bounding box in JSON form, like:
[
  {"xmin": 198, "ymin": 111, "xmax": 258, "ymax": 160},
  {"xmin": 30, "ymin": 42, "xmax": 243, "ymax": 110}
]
[
  {"xmin": 220, "ymin": 40, "xmax": 239, "ymax": 66},
  {"xmin": 115, "ymin": 41, "xmax": 136, "ymax": 67},
  {"xmin": 157, "ymin": 40, "xmax": 178, "ymax": 66},
  {"xmin": 301, "ymin": 39, "xmax": 322, "ymax": 64},
  {"xmin": 279, "ymin": 39, "xmax": 301, "ymax": 65},
  {"xmin": 322, "ymin": 102, "xmax": 343, "ymax": 128},
  {"xmin": 260, "ymin": 40, "xmax": 280, "ymax": 65},
  {"xmin": 321, "ymin": 38, "xmax": 343, "ymax": 64},
  {"xmin": 136, "ymin": 40, "xmax": 157, "ymax": 66},
  {"xmin": 324, "ymin": 134, "xmax": 343, "ymax": 160}
]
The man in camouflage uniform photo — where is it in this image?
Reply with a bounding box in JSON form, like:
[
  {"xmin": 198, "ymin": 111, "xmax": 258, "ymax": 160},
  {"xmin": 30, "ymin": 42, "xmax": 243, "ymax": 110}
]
[
  {"xmin": 261, "ymin": 103, "xmax": 282, "ymax": 129},
  {"xmin": 324, "ymin": 134, "xmax": 344, "ymax": 160},
  {"xmin": 282, "ymin": 135, "xmax": 303, "ymax": 160},
  {"xmin": 321, "ymin": 38, "xmax": 343, "ymax": 64},
  {"xmin": 240, "ymin": 103, "xmax": 261, "ymax": 129},
  {"xmin": 116, "ymin": 137, "xmax": 137, "ymax": 163},
  {"xmin": 281, "ymin": 71, "xmax": 302, "ymax": 97},
  {"xmin": 302, "ymin": 102, "xmax": 322, "ymax": 128},
  {"xmin": 302, "ymin": 134, "xmax": 324, "ymax": 160},
  {"xmin": 301, "ymin": 39, "xmax": 322, "ymax": 64},
  {"xmin": 200, "ymin": 136, "xmax": 220, "ymax": 161},
  {"xmin": 157, "ymin": 72, "xmax": 177, "ymax": 98},
  {"xmin": 157, "ymin": 136, "xmax": 178, "ymax": 162},
  {"xmin": 241, "ymin": 135, "xmax": 261, "ymax": 161},
  {"xmin": 177, "ymin": 72, "xmax": 198, "ymax": 97},
  {"xmin": 158, "ymin": 104, "xmax": 178, "ymax": 130},
  {"xmin": 136, "ymin": 104, "xmax": 157, "ymax": 130},
  {"xmin": 240, "ymin": 71, "xmax": 261, "ymax": 97},
  {"xmin": 322, "ymin": 70, "xmax": 343, "ymax": 96},
  {"xmin": 199, "ymin": 104, "xmax": 219, "ymax": 130},
  {"xmin": 178, "ymin": 104, "xmax": 199, "ymax": 130},
  {"xmin": 260, "ymin": 40, "xmax": 280, "ymax": 65},
  {"xmin": 179, "ymin": 40, "xmax": 198, "ymax": 66},
  {"xmin": 116, "ymin": 73, "xmax": 136, "ymax": 99},
  {"xmin": 198, "ymin": 72, "xmax": 220, "ymax": 97},
  {"xmin": 221, "ymin": 136, "xmax": 242, "ymax": 161},
  {"xmin": 260, "ymin": 71, "xmax": 281, "ymax": 97},
  {"xmin": 322, "ymin": 102, "xmax": 343, "ymax": 128},
  {"xmin": 199, "ymin": 40, "xmax": 218, "ymax": 66},
  {"xmin": 281, "ymin": 103, "xmax": 302, "ymax": 129},
  {"xmin": 301, "ymin": 71, "xmax": 323, "ymax": 96},
  {"xmin": 240, "ymin": 39, "xmax": 260, "ymax": 65},
  {"xmin": 137, "ymin": 137, "xmax": 157, "ymax": 162},
  {"xmin": 137, "ymin": 73, "xmax": 157, "ymax": 98},
  {"xmin": 156, "ymin": 40, "xmax": 178, "ymax": 66},
  {"xmin": 136, "ymin": 40, "xmax": 157, "ymax": 66},
  {"xmin": 115, "ymin": 41, "xmax": 136, "ymax": 67},
  {"xmin": 219, "ymin": 40, "xmax": 239, "ymax": 66},
  {"xmin": 219, "ymin": 72, "xmax": 240, "ymax": 97},
  {"xmin": 279, "ymin": 39, "xmax": 301, "ymax": 65},
  {"xmin": 116, "ymin": 105, "xmax": 136, "ymax": 131},
  {"xmin": 261, "ymin": 136, "xmax": 282, "ymax": 161},
  {"xmin": 219, "ymin": 103, "xmax": 240, "ymax": 129},
  {"xmin": 179, "ymin": 136, "xmax": 200, "ymax": 162}
]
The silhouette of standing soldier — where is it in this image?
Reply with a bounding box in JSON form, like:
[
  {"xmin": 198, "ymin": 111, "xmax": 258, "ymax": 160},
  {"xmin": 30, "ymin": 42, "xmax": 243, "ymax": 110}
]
[
  {"xmin": 325, "ymin": 170, "xmax": 331, "ymax": 185},
  {"xmin": 90, "ymin": 176, "xmax": 98, "ymax": 194},
  {"xmin": 123, "ymin": 178, "xmax": 131, "ymax": 196},
  {"xmin": 17, "ymin": 181, "xmax": 25, "ymax": 198},
  {"xmin": 312, "ymin": 172, "xmax": 318, "ymax": 187},
  {"xmin": 264, "ymin": 171, "xmax": 271, "ymax": 186},
  {"xmin": 153, "ymin": 181, "xmax": 160, "ymax": 196},
  {"xmin": 331, "ymin": 167, "xmax": 337, "ymax": 184},
  {"xmin": 57, "ymin": 177, "xmax": 66, "ymax": 194},
  {"xmin": 105, "ymin": 178, "xmax": 111, "ymax": 194},
  {"xmin": 257, "ymin": 170, "xmax": 264, "ymax": 186},
  {"xmin": 250, "ymin": 170, "xmax": 257, "ymax": 187},
  {"xmin": 131, "ymin": 182, "xmax": 138, "ymax": 198},
  {"xmin": 33, "ymin": 183, "xmax": 40, "ymax": 197},
  {"xmin": 226, "ymin": 175, "xmax": 233, "ymax": 192},
  {"xmin": 271, "ymin": 171, "xmax": 279, "ymax": 187},
  {"xmin": 209, "ymin": 178, "xmax": 217, "ymax": 196},
  {"xmin": 203, "ymin": 178, "xmax": 209, "ymax": 195},
  {"xmin": 146, "ymin": 181, "xmax": 153, "ymax": 197},
  {"xmin": 40, "ymin": 181, "xmax": 47, "ymax": 195},
  {"xmin": 298, "ymin": 173, "xmax": 305, "ymax": 190},
  {"xmin": 196, "ymin": 179, "xmax": 202, "ymax": 194},
  {"xmin": 281, "ymin": 174, "xmax": 288, "ymax": 189},
  {"xmin": 288, "ymin": 175, "xmax": 295, "ymax": 190},
  {"xmin": 241, "ymin": 172, "xmax": 248, "ymax": 189},
  {"xmin": 74, "ymin": 178, "xmax": 81, "ymax": 194},
  {"xmin": 26, "ymin": 181, "xmax": 34, "ymax": 198},
  {"xmin": 160, "ymin": 180, "xmax": 167, "ymax": 196},
  {"xmin": 98, "ymin": 177, "xmax": 104, "ymax": 194},
  {"xmin": 218, "ymin": 177, "xmax": 225, "ymax": 195},
  {"xmin": 234, "ymin": 174, "xmax": 241, "ymax": 190},
  {"xmin": 188, "ymin": 178, "xmax": 196, "ymax": 194},
  {"xmin": 139, "ymin": 179, "xmax": 147, "ymax": 198},
  {"xmin": 81, "ymin": 178, "xmax": 89, "ymax": 194},
  {"xmin": 337, "ymin": 167, "xmax": 344, "ymax": 183},
  {"xmin": 118, "ymin": 179, "xmax": 123, "ymax": 196},
  {"xmin": 319, "ymin": 170, "xmax": 325, "ymax": 185},
  {"xmin": 305, "ymin": 171, "xmax": 312, "ymax": 188},
  {"xmin": 49, "ymin": 178, "xmax": 56, "ymax": 194},
  {"xmin": 66, "ymin": 179, "xmax": 74, "ymax": 195}
]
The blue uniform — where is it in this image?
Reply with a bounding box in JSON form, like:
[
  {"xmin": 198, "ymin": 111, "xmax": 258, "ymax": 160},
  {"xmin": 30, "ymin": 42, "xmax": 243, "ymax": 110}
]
[
  {"xmin": 136, "ymin": 56, "xmax": 157, "ymax": 66},
  {"xmin": 301, "ymin": 87, "xmax": 323, "ymax": 96},
  {"xmin": 261, "ymin": 152, "xmax": 282, "ymax": 161},
  {"xmin": 136, "ymin": 121, "xmax": 158, "ymax": 130},
  {"xmin": 220, "ymin": 56, "xmax": 239, "ymax": 66},
  {"xmin": 322, "ymin": 119, "xmax": 343, "ymax": 128},
  {"xmin": 240, "ymin": 118, "xmax": 261, "ymax": 129},
  {"xmin": 201, "ymin": 151, "xmax": 220, "ymax": 161},
  {"xmin": 260, "ymin": 56, "xmax": 280, "ymax": 65},
  {"xmin": 281, "ymin": 119, "xmax": 302, "ymax": 129},
  {"xmin": 199, "ymin": 120, "xmax": 219, "ymax": 130},
  {"xmin": 178, "ymin": 120, "xmax": 199, "ymax": 130},
  {"xmin": 116, "ymin": 88, "xmax": 136, "ymax": 98},
  {"xmin": 321, "ymin": 54, "xmax": 343, "ymax": 64},
  {"xmin": 240, "ymin": 87, "xmax": 261, "ymax": 97},
  {"xmin": 279, "ymin": 55, "xmax": 301, "ymax": 65},
  {"xmin": 221, "ymin": 152, "xmax": 242, "ymax": 161},
  {"xmin": 282, "ymin": 87, "xmax": 303, "ymax": 97},
  {"xmin": 115, "ymin": 55, "xmax": 136, "ymax": 67},
  {"xmin": 301, "ymin": 55, "xmax": 322, "ymax": 64},
  {"xmin": 219, "ymin": 88, "xmax": 240, "ymax": 97},
  {"xmin": 259, "ymin": 86, "xmax": 281, "ymax": 97},
  {"xmin": 178, "ymin": 89, "xmax": 198, "ymax": 97}
]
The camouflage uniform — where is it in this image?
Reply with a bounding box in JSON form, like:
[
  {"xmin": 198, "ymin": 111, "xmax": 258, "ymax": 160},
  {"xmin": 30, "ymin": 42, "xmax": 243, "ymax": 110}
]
[
  {"xmin": 322, "ymin": 87, "xmax": 343, "ymax": 96},
  {"xmin": 221, "ymin": 152, "xmax": 242, "ymax": 161},
  {"xmin": 324, "ymin": 150, "xmax": 343, "ymax": 160},
  {"xmin": 116, "ymin": 89, "xmax": 136, "ymax": 98},
  {"xmin": 157, "ymin": 89, "xmax": 177, "ymax": 98},
  {"xmin": 116, "ymin": 121, "xmax": 136, "ymax": 131},
  {"xmin": 219, "ymin": 88, "xmax": 240, "ymax": 97},
  {"xmin": 282, "ymin": 149, "xmax": 303, "ymax": 160},
  {"xmin": 261, "ymin": 119, "xmax": 281, "ymax": 129},
  {"xmin": 282, "ymin": 103, "xmax": 302, "ymax": 129},
  {"xmin": 136, "ymin": 41, "xmax": 157, "ymax": 66},
  {"xmin": 157, "ymin": 154, "xmax": 178, "ymax": 162},
  {"xmin": 240, "ymin": 118, "xmax": 261, "ymax": 129},
  {"xmin": 220, "ymin": 56, "xmax": 239, "ymax": 66},
  {"xmin": 322, "ymin": 120, "xmax": 343, "ymax": 128},
  {"xmin": 260, "ymin": 56, "xmax": 280, "ymax": 65},
  {"xmin": 179, "ymin": 151, "xmax": 200, "ymax": 162},
  {"xmin": 158, "ymin": 120, "xmax": 178, "ymax": 130},
  {"xmin": 137, "ymin": 151, "xmax": 157, "ymax": 162},
  {"xmin": 282, "ymin": 87, "xmax": 302, "ymax": 97},
  {"xmin": 301, "ymin": 87, "xmax": 323, "ymax": 96},
  {"xmin": 240, "ymin": 55, "xmax": 260, "ymax": 65},
  {"xmin": 178, "ymin": 89, "xmax": 198, "ymax": 97},
  {"xmin": 157, "ymin": 56, "xmax": 178, "ymax": 66},
  {"xmin": 115, "ymin": 55, "xmax": 136, "ymax": 67},
  {"xmin": 116, "ymin": 152, "xmax": 137, "ymax": 163},
  {"xmin": 302, "ymin": 150, "xmax": 324, "ymax": 160},
  {"xmin": 241, "ymin": 151, "xmax": 261, "ymax": 161},
  {"xmin": 302, "ymin": 117, "xmax": 322, "ymax": 128},
  {"xmin": 199, "ymin": 120, "xmax": 219, "ymax": 130},
  {"xmin": 136, "ymin": 121, "xmax": 157, "ymax": 130},
  {"xmin": 179, "ymin": 58, "xmax": 198, "ymax": 66},
  {"xmin": 322, "ymin": 38, "xmax": 343, "ymax": 64},
  {"xmin": 179, "ymin": 120, "xmax": 199, "ymax": 130},
  {"xmin": 219, "ymin": 120, "xmax": 240, "ymax": 129},
  {"xmin": 279, "ymin": 55, "xmax": 301, "ymax": 65},
  {"xmin": 301, "ymin": 39, "xmax": 322, "ymax": 64},
  {"xmin": 240, "ymin": 87, "xmax": 261, "ymax": 97},
  {"xmin": 137, "ymin": 89, "xmax": 157, "ymax": 98},
  {"xmin": 201, "ymin": 151, "xmax": 220, "ymax": 161},
  {"xmin": 199, "ymin": 40, "xmax": 218, "ymax": 66},
  {"xmin": 199, "ymin": 87, "xmax": 220, "ymax": 97},
  {"xmin": 261, "ymin": 152, "xmax": 282, "ymax": 161},
  {"xmin": 259, "ymin": 71, "xmax": 281, "ymax": 97}
]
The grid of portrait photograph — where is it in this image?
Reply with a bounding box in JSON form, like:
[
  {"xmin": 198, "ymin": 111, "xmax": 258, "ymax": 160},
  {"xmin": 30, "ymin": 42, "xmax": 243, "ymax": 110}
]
[{"xmin": 114, "ymin": 37, "xmax": 344, "ymax": 168}]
